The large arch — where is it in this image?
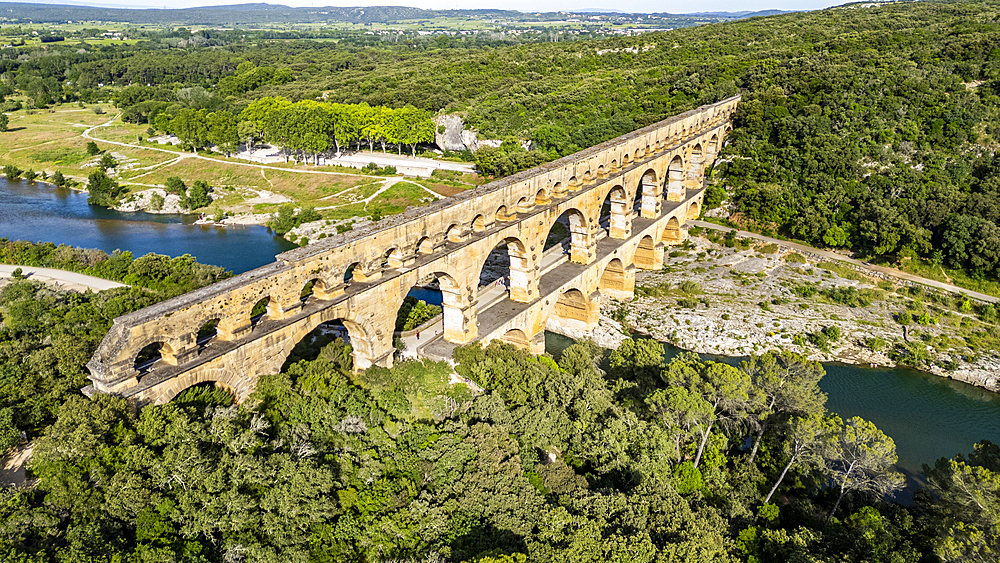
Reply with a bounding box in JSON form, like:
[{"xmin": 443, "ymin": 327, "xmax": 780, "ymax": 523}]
[
  {"xmin": 662, "ymin": 216, "xmax": 685, "ymax": 245},
  {"xmin": 477, "ymin": 235, "xmax": 535, "ymax": 303},
  {"xmin": 637, "ymin": 169, "xmax": 660, "ymax": 218},
  {"xmin": 499, "ymin": 328, "xmax": 528, "ymax": 347},
  {"xmin": 687, "ymin": 144, "xmax": 705, "ymax": 189},
  {"xmin": 152, "ymin": 372, "xmax": 247, "ymax": 406},
  {"xmin": 600, "ymin": 185, "xmax": 629, "ymax": 239},
  {"xmin": 707, "ymin": 134, "xmax": 720, "ymax": 162},
  {"xmin": 550, "ymin": 288, "xmax": 599, "ymax": 332},
  {"xmin": 598, "ymin": 258, "xmax": 634, "ymax": 300},
  {"xmin": 543, "ymin": 208, "xmax": 591, "ymax": 265},
  {"xmin": 634, "ymin": 235, "xmax": 662, "ymax": 271},
  {"xmin": 687, "ymin": 201, "xmax": 701, "ymax": 220},
  {"xmin": 666, "ymin": 155, "xmax": 685, "ymax": 202},
  {"xmin": 282, "ymin": 314, "xmax": 376, "ymax": 372}
]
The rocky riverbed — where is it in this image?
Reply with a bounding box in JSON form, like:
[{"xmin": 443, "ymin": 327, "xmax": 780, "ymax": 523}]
[{"xmin": 578, "ymin": 233, "xmax": 1000, "ymax": 392}]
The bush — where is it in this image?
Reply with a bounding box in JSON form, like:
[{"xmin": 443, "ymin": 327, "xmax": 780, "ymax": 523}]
[
  {"xmin": 86, "ymin": 141, "xmax": 100, "ymax": 156},
  {"xmin": 50, "ymin": 170, "xmax": 66, "ymax": 186},
  {"xmin": 4, "ymin": 164, "xmax": 22, "ymax": 179},
  {"xmin": 896, "ymin": 311, "xmax": 913, "ymax": 325}
]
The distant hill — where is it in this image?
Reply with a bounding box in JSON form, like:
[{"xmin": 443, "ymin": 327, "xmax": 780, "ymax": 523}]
[{"xmin": 0, "ymin": 2, "xmax": 788, "ymax": 25}]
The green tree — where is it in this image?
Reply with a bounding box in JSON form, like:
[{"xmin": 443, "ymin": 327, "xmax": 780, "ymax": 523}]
[
  {"xmin": 98, "ymin": 152, "xmax": 116, "ymax": 171},
  {"xmin": 85, "ymin": 141, "xmax": 100, "ymax": 156},
  {"xmin": 180, "ymin": 180, "xmax": 212, "ymax": 210},
  {"xmin": 741, "ymin": 351, "xmax": 826, "ymax": 464},
  {"xmin": 0, "ymin": 113, "xmax": 8, "ymax": 132},
  {"xmin": 207, "ymin": 110, "xmax": 239, "ymax": 156},
  {"xmin": 825, "ymin": 416, "xmax": 904, "ymax": 526},
  {"xmin": 86, "ymin": 169, "xmax": 124, "ymax": 206}
]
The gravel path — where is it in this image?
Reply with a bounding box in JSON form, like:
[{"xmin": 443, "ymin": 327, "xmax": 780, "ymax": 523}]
[{"xmin": 0, "ymin": 264, "xmax": 125, "ymax": 291}]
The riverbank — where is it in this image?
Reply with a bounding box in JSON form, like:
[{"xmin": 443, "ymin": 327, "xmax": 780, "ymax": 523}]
[{"xmin": 584, "ymin": 233, "xmax": 1000, "ymax": 393}]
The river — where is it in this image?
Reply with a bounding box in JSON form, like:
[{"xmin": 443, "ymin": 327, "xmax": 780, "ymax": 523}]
[
  {"xmin": 0, "ymin": 177, "xmax": 295, "ymax": 274},
  {"xmin": 5, "ymin": 176, "xmax": 999, "ymax": 498},
  {"xmin": 544, "ymin": 331, "xmax": 1000, "ymax": 500}
]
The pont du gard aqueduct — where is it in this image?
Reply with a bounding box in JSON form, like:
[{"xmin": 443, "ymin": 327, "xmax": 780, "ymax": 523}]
[{"xmin": 84, "ymin": 95, "xmax": 740, "ymax": 405}]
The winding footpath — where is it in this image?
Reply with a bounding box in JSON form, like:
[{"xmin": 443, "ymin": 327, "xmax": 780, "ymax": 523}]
[{"xmin": 690, "ymin": 220, "xmax": 998, "ymax": 304}]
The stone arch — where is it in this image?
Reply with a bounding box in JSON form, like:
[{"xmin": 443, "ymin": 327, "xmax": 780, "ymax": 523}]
[
  {"xmin": 687, "ymin": 201, "xmax": 701, "ymax": 220},
  {"xmin": 446, "ymin": 223, "xmax": 464, "ymax": 243},
  {"xmin": 416, "ymin": 236, "xmax": 434, "ymax": 255},
  {"xmin": 535, "ymin": 188, "xmax": 549, "ymax": 206},
  {"xmin": 550, "ymin": 288, "xmax": 599, "ymax": 331},
  {"xmin": 495, "ymin": 206, "xmax": 513, "ymax": 223},
  {"xmin": 250, "ymin": 296, "xmax": 272, "ymax": 327},
  {"xmin": 477, "ymin": 234, "xmax": 534, "ymax": 303},
  {"xmin": 636, "ymin": 169, "xmax": 660, "ymax": 218},
  {"xmin": 568, "ymin": 176, "xmax": 579, "ymax": 189},
  {"xmin": 343, "ymin": 263, "xmax": 359, "ymax": 284},
  {"xmin": 382, "ymin": 247, "xmax": 404, "ymax": 269},
  {"xmin": 288, "ymin": 314, "xmax": 376, "ymax": 372},
  {"xmin": 551, "ymin": 182, "xmax": 565, "ymax": 197},
  {"xmin": 666, "ymin": 155, "xmax": 685, "ymax": 202},
  {"xmin": 634, "ymin": 235, "xmax": 660, "ymax": 270},
  {"xmin": 299, "ymin": 277, "xmax": 321, "ymax": 303},
  {"xmin": 644, "ymin": 144, "xmax": 651, "ymax": 157},
  {"xmin": 499, "ymin": 328, "xmax": 528, "ymax": 347},
  {"xmin": 662, "ymin": 216, "xmax": 684, "ymax": 245},
  {"xmin": 544, "ymin": 207, "xmax": 591, "ymax": 264},
  {"xmin": 601, "ymin": 185, "xmax": 629, "ymax": 239},
  {"xmin": 707, "ymin": 134, "xmax": 720, "ymax": 161},
  {"xmin": 610, "ymin": 159, "xmax": 618, "ymax": 171},
  {"xmin": 582, "ymin": 170, "xmax": 594, "ymax": 184},
  {"xmin": 598, "ymin": 258, "xmax": 632, "ymax": 300},
  {"xmin": 687, "ymin": 144, "xmax": 705, "ymax": 188},
  {"xmin": 154, "ymin": 374, "xmax": 244, "ymax": 406},
  {"xmin": 472, "ymin": 214, "xmax": 486, "ymax": 233},
  {"xmin": 133, "ymin": 339, "xmax": 177, "ymax": 374},
  {"xmin": 622, "ymin": 154, "xmax": 631, "ymax": 168},
  {"xmin": 596, "ymin": 165, "xmax": 606, "ymax": 179}
]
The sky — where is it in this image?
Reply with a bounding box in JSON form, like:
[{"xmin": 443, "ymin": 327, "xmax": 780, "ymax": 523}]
[{"xmin": 15, "ymin": 0, "xmax": 848, "ymax": 15}]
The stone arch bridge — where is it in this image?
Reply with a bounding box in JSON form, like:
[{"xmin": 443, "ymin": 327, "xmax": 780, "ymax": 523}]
[{"xmin": 85, "ymin": 95, "xmax": 740, "ymax": 405}]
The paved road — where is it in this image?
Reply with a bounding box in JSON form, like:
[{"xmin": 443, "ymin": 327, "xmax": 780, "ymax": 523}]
[
  {"xmin": 0, "ymin": 264, "xmax": 125, "ymax": 292},
  {"xmin": 327, "ymin": 151, "xmax": 476, "ymax": 174},
  {"xmin": 689, "ymin": 220, "xmax": 998, "ymax": 304}
]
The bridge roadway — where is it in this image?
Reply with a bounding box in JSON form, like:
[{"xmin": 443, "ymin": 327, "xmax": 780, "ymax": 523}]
[{"xmin": 84, "ymin": 95, "xmax": 738, "ymax": 405}]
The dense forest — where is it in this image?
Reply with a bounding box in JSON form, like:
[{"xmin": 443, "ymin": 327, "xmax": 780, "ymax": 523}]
[
  {"xmin": 0, "ymin": 326, "xmax": 997, "ymax": 562},
  {"xmin": 0, "ymin": 240, "xmax": 230, "ymax": 445},
  {"xmin": 4, "ymin": 1, "xmax": 1000, "ymax": 281}
]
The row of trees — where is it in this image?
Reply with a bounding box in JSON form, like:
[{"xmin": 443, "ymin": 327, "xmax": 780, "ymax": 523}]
[{"xmin": 149, "ymin": 97, "xmax": 436, "ymax": 162}]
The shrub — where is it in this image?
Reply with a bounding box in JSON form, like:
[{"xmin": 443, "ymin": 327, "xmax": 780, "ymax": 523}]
[
  {"xmin": 4, "ymin": 164, "xmax": 22, "ymax": 179},
  {"xmin": 86, "ymin": 141, "xmax": 100, "ymax": 156},
  {"xmin": 896, "ymin": 311, "xmax": 913, "ymax": 325}
]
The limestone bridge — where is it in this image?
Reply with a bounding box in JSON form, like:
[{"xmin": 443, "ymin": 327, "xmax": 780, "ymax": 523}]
[{"xmin": 85, "ymin": 95, "xmax": 740, "ymax": 404}]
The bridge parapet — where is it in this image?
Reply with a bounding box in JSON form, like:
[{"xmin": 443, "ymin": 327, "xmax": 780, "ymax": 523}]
[{"xmin": 85, "ymin": 95, "xmax": 739, "ymax": 404}]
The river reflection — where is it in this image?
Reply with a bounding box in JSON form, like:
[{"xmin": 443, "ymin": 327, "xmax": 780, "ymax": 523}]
[{"xmin": 0, "ymin": 176, "xmax": 295, "ymax": 274}]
